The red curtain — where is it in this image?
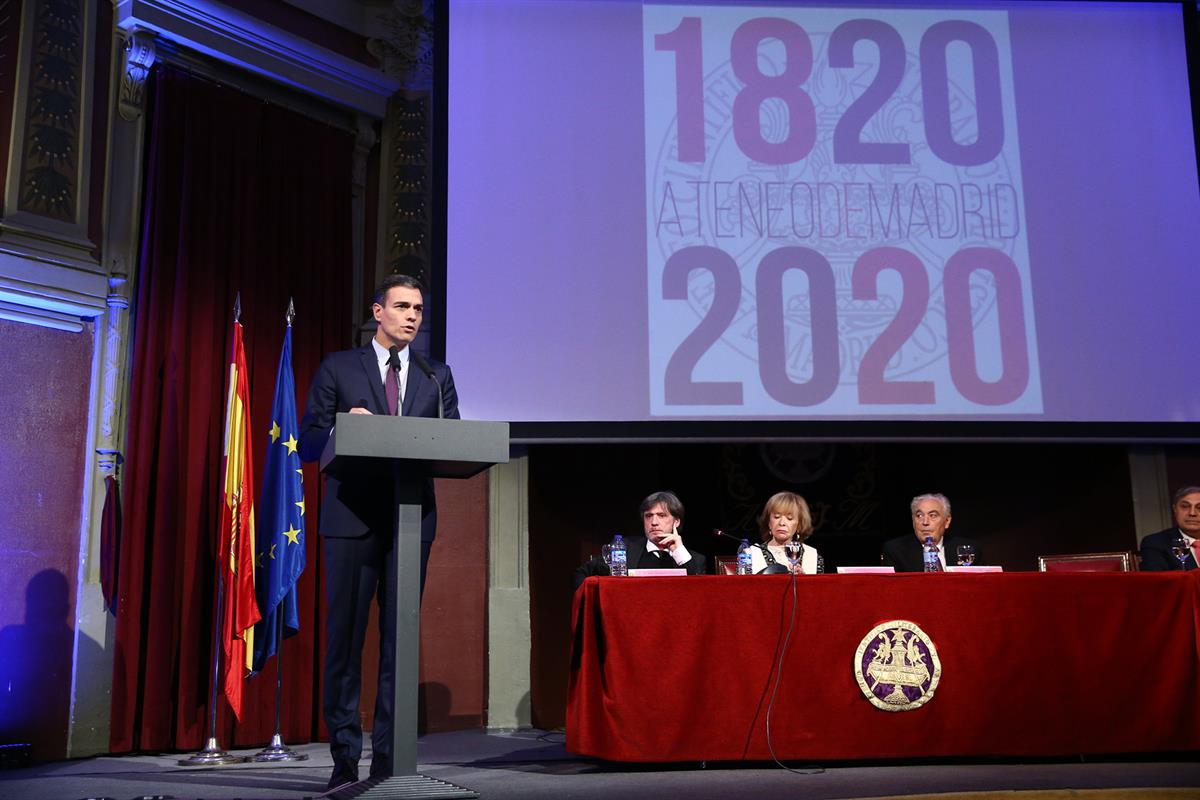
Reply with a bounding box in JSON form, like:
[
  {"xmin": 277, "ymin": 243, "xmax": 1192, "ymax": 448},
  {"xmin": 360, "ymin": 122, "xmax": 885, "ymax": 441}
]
[{"xmin": 110, "ymin": 66, "xmax": 353, "ymax": 752}]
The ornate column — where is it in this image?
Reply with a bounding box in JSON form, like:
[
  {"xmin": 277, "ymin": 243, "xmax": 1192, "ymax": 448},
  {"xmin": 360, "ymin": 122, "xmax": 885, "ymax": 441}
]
[
  {"xmin": 67, "ymin": 24, "xmax": 156, "ymax": 758},
  {"xmin": 366, "ymin": 0, "xmax": 434, "ymax": 310},
  {"xmin": 365, "ymin": 2, "xmax": 534, "ymax": 729},
  {"xmin": 352, "ymin": 114, "xmax": 377, "ymax": 343}
]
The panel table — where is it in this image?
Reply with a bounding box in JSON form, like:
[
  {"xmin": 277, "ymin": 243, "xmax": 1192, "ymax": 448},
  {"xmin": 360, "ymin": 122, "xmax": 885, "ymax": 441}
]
[{"xmin": 567, "ymin": 572, "xmax": 1200, "ymax": 761}]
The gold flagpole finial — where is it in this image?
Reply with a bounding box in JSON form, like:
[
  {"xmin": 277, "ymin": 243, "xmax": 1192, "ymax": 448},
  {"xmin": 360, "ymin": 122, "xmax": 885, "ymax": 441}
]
[
  {"xmin": 286, "ymin": 297, "xmax": 295, "ymax": 327},
  {"xmin": 234, "ymin": 292, "xmax": 242, "ymax": 324}
]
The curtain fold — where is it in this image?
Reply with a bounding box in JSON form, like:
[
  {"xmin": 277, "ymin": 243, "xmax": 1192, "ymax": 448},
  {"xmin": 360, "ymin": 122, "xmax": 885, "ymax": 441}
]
[{"xmin": 110, "ymin": 66, "xmax": 353, "ymax": 752}]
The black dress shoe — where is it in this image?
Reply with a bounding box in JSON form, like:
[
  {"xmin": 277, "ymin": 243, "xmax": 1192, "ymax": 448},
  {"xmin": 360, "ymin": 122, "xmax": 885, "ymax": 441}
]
[
  {"xmin": 369, "ymin": 756, "xmax": 391, "ymax": 780},
  {"xmin": 326, "ymin": 762, "xmax": 359, "ymax": 791}
]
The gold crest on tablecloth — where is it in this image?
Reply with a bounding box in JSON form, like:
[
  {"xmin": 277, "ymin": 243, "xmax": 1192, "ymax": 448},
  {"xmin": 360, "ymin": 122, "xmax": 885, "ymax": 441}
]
[{"xmin": 854, "ymin": 620, "xmax": 941, "ymax": 712}]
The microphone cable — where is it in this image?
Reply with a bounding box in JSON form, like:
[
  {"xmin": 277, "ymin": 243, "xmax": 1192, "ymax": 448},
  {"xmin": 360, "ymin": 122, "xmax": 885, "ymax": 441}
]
[{"xmin": 763, "ymin": 560, "xmax": 825, "ymax": 776}]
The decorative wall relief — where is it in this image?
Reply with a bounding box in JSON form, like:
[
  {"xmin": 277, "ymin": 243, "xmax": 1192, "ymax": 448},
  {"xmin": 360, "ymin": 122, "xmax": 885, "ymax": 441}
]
[
  {"xmin": 1, "ymin": 0, "xmax": 99, "ymax": 280},
  {"xmin": 19, "ymin": 0, "xmax": 83, "ymax": 221},
  {"xmin": 368, "ymin": 1, "xmax": 433, "ymax": 289}
]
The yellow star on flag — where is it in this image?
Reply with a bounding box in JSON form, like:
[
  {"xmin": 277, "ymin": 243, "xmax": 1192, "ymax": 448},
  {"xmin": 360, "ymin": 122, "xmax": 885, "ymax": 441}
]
[
  {"xmin": 256, "ymin": 551, "xmax": 266, "ymax": 568},
  {"xmin": 282, "ymin": 434, "xmax": 298, "ymax": 455},
  {"xmin": 269, "ymin": 421, "xmax": 281, "ymax": 443},
  {"xmin": 283, "ymin": 525, "xmax": 301, "ymax": 545},
  {"xmin": 296, "ymin": 468, "xmax": 304, "ymax": 477},
  {"xmin": 268, "ymin": 543, "xmax": 277, "ymax": 560},
  {"xmin": 295, "ymin": 499, "xmax": 305, "ymax": 517}
]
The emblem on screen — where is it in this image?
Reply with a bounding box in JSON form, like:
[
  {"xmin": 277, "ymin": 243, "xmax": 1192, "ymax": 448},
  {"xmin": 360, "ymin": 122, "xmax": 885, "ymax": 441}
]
[
  {"xmin": 643, "ymin": 6, "xmax": 1042, "ymax": 417},
  {"xmin": 854, "ymin": 620, "xmax": 941, "ymax": 712}
]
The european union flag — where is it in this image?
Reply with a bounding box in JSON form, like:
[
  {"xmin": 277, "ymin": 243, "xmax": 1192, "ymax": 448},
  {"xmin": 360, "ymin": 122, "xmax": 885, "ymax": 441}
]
[{"xmin": 252, "ymin": 324, "xmax": 306, "ymax": 673}]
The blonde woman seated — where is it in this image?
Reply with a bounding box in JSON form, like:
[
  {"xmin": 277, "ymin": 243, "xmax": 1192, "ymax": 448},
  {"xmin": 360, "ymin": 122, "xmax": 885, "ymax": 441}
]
[{"xmin": 751, "ymin": 491, "xmax": 820, "ymax": 575}]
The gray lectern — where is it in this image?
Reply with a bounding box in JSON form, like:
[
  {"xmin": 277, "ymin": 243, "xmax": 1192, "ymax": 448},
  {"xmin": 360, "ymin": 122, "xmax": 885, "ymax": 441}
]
[{"xmin": 322, "ymin": 412, "xmax": 508, "ymax": 800}]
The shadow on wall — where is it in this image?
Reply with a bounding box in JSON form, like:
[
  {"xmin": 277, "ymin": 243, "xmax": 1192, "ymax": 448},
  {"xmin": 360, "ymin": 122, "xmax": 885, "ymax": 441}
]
[
  {"xmin": 0, "ymin": 569, "xmax": 99, "ymax": 762},
  {"xmin": 418, "ymin": 681, "xmax": 485, "ymax": 733}
]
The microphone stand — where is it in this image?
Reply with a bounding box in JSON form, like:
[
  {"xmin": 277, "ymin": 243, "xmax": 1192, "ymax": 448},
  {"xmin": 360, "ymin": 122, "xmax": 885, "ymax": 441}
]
[{"xmin": 410, "ymin": 350, "xmax": 444, "ymax": 419}]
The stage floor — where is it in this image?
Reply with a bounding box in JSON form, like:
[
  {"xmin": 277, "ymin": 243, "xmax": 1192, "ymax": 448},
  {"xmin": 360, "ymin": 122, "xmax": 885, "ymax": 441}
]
[{"xmin": 0, "ymin": 729, "xmax": 1197, "ymax": 800}]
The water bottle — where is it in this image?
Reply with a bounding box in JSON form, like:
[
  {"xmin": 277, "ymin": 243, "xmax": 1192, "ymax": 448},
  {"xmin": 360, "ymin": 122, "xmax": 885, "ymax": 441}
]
[
  {"xmin": 610, "ymin": 534, "xmax": 628, "ymax": 577},
  {"xmin": 816, "ymin": 553, "xmax": 825, "ymax": 574},
  {"xmin": 923, "ymin": 536, "xmax": 941, "ymax": 573},
  {"xmin": 736, "ymin": 539, "xmax": 753, "ymax": 575}
]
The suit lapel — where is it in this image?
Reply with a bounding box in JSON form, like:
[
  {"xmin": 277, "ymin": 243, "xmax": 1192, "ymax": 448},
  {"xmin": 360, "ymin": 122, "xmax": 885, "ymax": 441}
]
[
  {"xmin": 402, "ymin": 361, "xmax": 426, "ymax": 416},
  {"xmin": 359, "ymin": 347, "xmax": 387, "ymax": 414}
]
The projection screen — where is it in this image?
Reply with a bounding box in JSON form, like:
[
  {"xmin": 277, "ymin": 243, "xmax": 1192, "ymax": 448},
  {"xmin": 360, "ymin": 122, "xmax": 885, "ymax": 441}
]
[{"xmin": 445, "ymin": 0, "xmax": 1200, "ymax": 432}]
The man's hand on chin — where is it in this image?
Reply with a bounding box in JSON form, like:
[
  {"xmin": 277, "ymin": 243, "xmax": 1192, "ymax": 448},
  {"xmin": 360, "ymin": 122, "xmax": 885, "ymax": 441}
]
[{"xmin": 655, "ymin": 531, "xmax": 683, "ymax": 554}]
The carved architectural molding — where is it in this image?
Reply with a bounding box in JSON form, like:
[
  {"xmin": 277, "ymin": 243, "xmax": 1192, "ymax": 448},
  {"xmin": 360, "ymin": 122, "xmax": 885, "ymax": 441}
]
[
  {"xmin": 114, "ymin": 0, "xmax": 401, "ymax": 117},
  {"xmin": 379, "ymin": 92, "xmax": 430, "ymax": 286},
  {"xmin": 18, "ymin": 0, "xmax": 86, "ymax": 223},
  {"xmin": 0, "ymin": 0, "xmax": 101, "ymax": 274},
  {"xmin": 368, "ymin": 2, "xmax": 434, "ymax": 327},
  {"xmin": 366, "ymin": 0, "xmax": 433, "ymax": 91},
  {"xmin": 118, "ymin": 27, "xmax": 156, "ymax": 121},
  {"xmin": 352, "ymin": 114, "xmax": 377, "ymax": 195}
]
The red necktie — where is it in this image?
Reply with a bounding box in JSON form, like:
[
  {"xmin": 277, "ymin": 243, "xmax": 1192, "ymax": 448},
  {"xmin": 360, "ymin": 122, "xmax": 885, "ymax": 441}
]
[
  {"xmin": 385, "ymin": 364, "xmax": 400, "ymax": 416},
  {"xmin": 1190, "ymin": 539, "xmax": 1199, "ymax": 570}
]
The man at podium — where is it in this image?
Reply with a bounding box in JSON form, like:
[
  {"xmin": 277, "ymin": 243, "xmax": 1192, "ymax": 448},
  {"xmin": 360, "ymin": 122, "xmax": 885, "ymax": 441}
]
[{"xmin": 298, "ymin": 273, "xmax": 460, "ymax": 790}]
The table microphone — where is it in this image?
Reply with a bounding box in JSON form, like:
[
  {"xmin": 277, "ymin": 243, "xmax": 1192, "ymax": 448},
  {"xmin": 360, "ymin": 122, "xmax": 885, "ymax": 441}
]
[{"xmin": 712, "ymin": 528, "xmax": 743, "ymax": 545}]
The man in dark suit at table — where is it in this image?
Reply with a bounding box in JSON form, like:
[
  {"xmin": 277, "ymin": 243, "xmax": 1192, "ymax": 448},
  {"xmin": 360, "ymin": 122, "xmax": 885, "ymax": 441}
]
[
  {"xmin": 298, "ymin": 273, "xmax": 459, "ymax": 791},
  {"xmin": 1139, "ymin": 486, "xmax": 1200, "ymax": 571},
  {"xmin": 573, "ymin": 491, "xmax": 707, "ymax": 589},
  {"xmin": 881, "ymin": 493, "xmax": 982, "ymax": 572}
]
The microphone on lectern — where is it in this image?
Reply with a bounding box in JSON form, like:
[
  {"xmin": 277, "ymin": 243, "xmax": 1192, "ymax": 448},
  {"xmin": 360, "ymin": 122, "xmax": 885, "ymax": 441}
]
[{"xmin": 409, "ymin": 349, "xmax": 445, "ymax": 420}]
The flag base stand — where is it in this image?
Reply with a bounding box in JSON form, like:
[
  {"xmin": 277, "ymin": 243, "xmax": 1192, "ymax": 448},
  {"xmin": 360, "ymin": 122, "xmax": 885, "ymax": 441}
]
[
  {"xmin": 177, "ymin": 737, "xmax": 250, "ymax": 766},
  {"xmin": 252, "ymin": 733, "xmax": 309, "ymax": 762},
  {"xmin": 326, "ymin": 774, "xmax": 479, "ymax": 799}
]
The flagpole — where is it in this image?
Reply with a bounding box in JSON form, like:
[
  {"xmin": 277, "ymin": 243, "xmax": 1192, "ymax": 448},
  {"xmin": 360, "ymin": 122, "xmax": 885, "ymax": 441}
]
[
  {"xmin": 253, "ymin": 297, "xmax": 307, "ymax": 763},
  {"xmin": 252, "ymin": 610, "xmax": 308, "ymax": 762},
  {"xmin": 178, "ymin": 577, "xmax": 246, "ymax": 765},
  {"xmin": 179, "ymin": 295, "xmax": 250, "ymax": 767}
]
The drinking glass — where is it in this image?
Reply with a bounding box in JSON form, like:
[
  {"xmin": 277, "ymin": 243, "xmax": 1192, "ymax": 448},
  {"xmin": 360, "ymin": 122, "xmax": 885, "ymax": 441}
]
[
  {"xmin": 1170, "ymin": 536, "xmax": 1190, "ymax": 570},
  {"xmin": 784, "ymin": 540, "xmax": 803, "ymax": 573},
  {"xmin": 956, "ymin": 543, "xmax": 976, "ymax": 567}
]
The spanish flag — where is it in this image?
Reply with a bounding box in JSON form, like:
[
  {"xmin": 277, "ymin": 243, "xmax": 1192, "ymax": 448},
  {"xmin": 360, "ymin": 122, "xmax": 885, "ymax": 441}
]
[{"xmin": 217, "ymin": 312, "xmax": 261, "ymax": 719}]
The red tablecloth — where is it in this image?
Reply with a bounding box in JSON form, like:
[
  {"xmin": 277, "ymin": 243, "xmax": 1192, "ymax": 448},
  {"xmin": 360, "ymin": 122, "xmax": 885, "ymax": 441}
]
[{"xmin": 566, "ymin": 572, "xmax": 1200, "ymax": 761}]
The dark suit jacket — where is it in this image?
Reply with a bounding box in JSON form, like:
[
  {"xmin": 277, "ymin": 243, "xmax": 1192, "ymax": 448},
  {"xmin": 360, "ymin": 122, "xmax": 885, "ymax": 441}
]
[
  {"xmin": 1139, "ymin": 528, "xmax": 1196, "ymax": 571},
  {"xmin": 298, "ymin": 344, "xmax": 460, "ymax": 542},
  {"xmin": 572, "ymin": 536, "xmax": 707, "ymax": 590},
  {"xmin": 881, "ymin": 534, "xmax": 981, "ymax": 573}
]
